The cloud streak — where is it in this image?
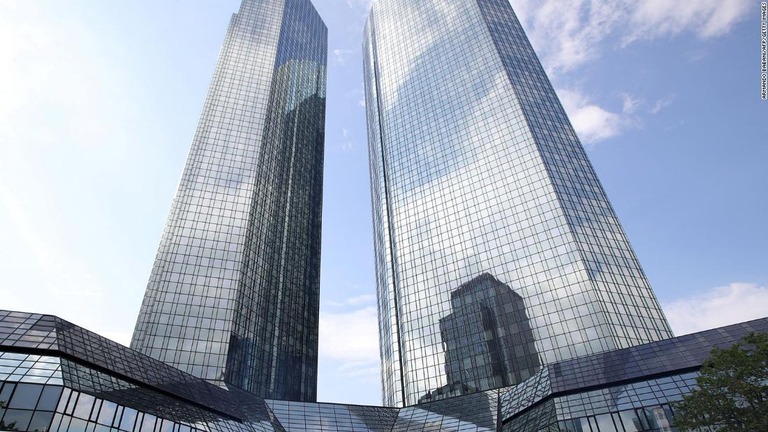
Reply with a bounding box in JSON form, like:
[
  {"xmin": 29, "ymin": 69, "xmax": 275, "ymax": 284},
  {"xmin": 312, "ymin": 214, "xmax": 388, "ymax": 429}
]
[
  {"xmin": 345, "ymin": 0, "xmax": 375, "ymax": 10},
  {"xmin": 320, "ymin": 304, "xmax": 379, "ymax": 378},
  {"xmin": 558, "ymin": 89, "xmax": 637, "ymax": 144},
  {"xmin": 332, "ymin": 48, "xmax": 354, "ymax": 65},
  {"xmin": 663, "ymin": 283, "xmax": 768, "ymax": 336},
  {"xmin": 510, "ymin": 0, "xmax": 748, "ymax": 145},
  {"xmin": 511, "ymin": 0, "xmax": 750, "ymax": 73},
  {"xmin": 650, "ymin": 94, "xmax": 676, "ymax": 115}
]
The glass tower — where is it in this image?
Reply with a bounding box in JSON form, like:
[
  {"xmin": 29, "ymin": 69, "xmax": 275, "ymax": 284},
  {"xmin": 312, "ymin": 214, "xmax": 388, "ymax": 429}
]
[
  {"xmin": 131, "ymin": 0, "xmax": 326, "ymax": 402},
  {"xmin": 363, "ymin": 0, "xmax": 673, "ymax": 407}
]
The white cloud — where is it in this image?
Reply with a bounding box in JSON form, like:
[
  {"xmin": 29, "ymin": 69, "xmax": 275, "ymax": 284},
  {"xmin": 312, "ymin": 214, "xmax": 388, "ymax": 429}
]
[
  {"xmin": 511, "ymin": 0, "xmax": 627, "ymax": 73},
  {"xmin": 345, "ymin": 0, "xmax": 375, "ymax": 10},
  {"xmin": 508, "ymin": 0, "xmax": 747, "ymax": 145},
  {"xmin": 372, "ymin": 0, "xmax": 468, "ymax": 111},
  {"xmin": 338, "ymin": 360, "xmax": 380, "ymax": 378},
  {"xmin": 339, "ymin": 127, "xmax": 354, "ymax": 151},
  {"xmin": 627, "ymin": 0, "xmax": 751, "ymax": 43},
  {"xmin": 650, "ymin": 94, "xmax": 676, "ymax": 114},
  {"xmin": 101, "ymin": 332, "xmax": 132, "ymax": 347},
  {"xmin": 325, "ymin": 293, "xmax": 375, "ymax": 307},
  {"xmin": 619, "ymin": 93, "xmax": 642, "ymax": 114},
  {"xmin": 332, "ymin": 48, "xmax": 354, "ymax": 65},
  {"xmin": 511, "ymin": 0, "xmax": 750, "ymax": 73},
  {"xmin": 558, "ymin": 89, "xmax": 635, "ymax": 144},
  {"xmin": 685, "ymin": 50, "xmax": 708, "ymax": 63},
  {"xmin": 319, "ymin": 305, "xmax": 380, "ymax": 378},
  {"xmin": 663, "ymin": 283, "xmax": 768, "ymax": 336}
]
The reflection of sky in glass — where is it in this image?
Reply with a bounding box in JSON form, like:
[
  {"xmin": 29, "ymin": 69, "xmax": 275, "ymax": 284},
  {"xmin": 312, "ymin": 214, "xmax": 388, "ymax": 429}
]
[
  {"xmin": 0, "ymin": 353, "xmax": 62, "ymax": 385},
  {"xmin": 267, "ymin": 400, "xmax": 400, "ymax": 432},
  {"xmin": 365, "ymin": 0, "xmax": 672, "ymax": 407},
  {"xmin": 131, "ymin": 0, "xmax": 326, "ymax": 402}
]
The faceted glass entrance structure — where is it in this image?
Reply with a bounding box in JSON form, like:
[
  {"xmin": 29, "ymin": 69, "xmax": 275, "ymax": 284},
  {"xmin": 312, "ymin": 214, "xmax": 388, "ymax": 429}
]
[
  {"xmin": 131, "ymin": 0, "xmax": 327, "ymax": 402},
  {"xmin": 363, "ymin": 0, "xmax": 673, "ymax": 406},
  {"xmin": 3, "ymin": 310, "xmax": 765, "ymax": 431}
]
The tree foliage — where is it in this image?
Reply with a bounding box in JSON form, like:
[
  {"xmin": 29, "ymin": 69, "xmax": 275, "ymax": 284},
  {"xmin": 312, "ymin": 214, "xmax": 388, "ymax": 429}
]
[
  {"xmin": 0, "ymin": 400, "xmax": 17, "ymax": 431},
  {"xmin": 674, "ymin": 332, "xmax": 768, "ymax": 431}
]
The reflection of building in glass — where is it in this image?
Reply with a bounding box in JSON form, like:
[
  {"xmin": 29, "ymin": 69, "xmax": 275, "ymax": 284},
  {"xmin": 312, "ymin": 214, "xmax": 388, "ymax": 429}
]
[
  {"xmin": 363, "ymin": 0, "xmax": 673, "ymax": 406},
  {"xmin": 130, "ymin": 0, "xmax": 326, "ymax": 402},
  {"xmin": 438, "ymin": 273, "xmax": 539, "ymax": 397}
]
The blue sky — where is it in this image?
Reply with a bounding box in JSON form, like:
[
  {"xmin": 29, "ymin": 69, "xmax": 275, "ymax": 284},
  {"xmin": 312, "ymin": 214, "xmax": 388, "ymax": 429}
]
[{"xmin": 0, "ymin": 0, "xmax": 766, "ymax": 406}]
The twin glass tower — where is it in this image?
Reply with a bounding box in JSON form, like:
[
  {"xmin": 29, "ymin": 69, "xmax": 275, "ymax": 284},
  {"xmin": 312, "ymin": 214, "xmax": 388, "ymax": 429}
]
[
  {"xmin": 363, "ymin": 0, "xmax": 672, "ymax": 407},
  {"xmin": 131, "ymin": 0, "xmax": 326, "ymax": 402},
  {"xmin": 132, "ymin": 0, "xmax": 672, "ymax": 408}
]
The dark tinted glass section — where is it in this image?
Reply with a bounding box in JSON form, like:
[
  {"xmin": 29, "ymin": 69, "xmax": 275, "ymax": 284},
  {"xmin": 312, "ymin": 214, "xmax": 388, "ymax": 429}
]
[
  {"xmin": 29, "ymin": 410, "xmax": 54, "ymax": 431},
  {"xmin": 7, "ymin": 383, "xmax": 43, "ymax": 409},
  {"xmin": 2, "ymin": 409, "xmax": 33, "ymax": 431},
  {"xmin": 228, "ymin": 0, "xmax": 327, "ymax": 402},
  {"xmin": 0, "ymin": 382, "xmax": 14, "ymax": 405},
  {"xmin": 37, "ymin": 385, "xmax": 62, "ymax": 411}
]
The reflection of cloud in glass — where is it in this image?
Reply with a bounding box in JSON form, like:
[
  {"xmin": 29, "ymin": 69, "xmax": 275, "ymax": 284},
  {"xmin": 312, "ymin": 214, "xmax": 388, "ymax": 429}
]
[
  {"xmin": 132, "ymin": 0, "xmax": 326, "ymax": 402},
  {"xmin": 365, "ymin": 0, "xmax": 673, "ymax": 406}
]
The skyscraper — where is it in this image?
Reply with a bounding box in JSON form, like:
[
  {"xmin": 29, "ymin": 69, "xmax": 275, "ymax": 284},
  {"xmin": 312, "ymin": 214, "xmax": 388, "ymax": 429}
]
[
  {"xmin": 131, "ymin": 0, "xmax": 327, "ymax": 402},
  {"xmin": 363, "ymin": 0, "xmax": 673, "ymax": 407}
]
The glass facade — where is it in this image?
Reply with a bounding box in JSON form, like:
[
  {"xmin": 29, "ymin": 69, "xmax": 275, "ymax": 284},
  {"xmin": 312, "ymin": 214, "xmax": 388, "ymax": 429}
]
[
  {"xmin": 0, "ymin": 311, "xmax": 289, "ymax": 431},
  {"xmin": 497, "ymin": 317, "xmax": 768, "ymax": 430},
  {"xmin": 266, "ymin": 400, "xmax": 398, "ymax": 431},
  {"xmin": 3, "ymin": 310, "xmax": 765, "ymax": 431},
  {"xmin": 0, "ymin": 0, "xmax": 761, "ymax": 430},
  {"xmin": 363, "ymin": 0, "xmax": 673, "ymax": 407},
  {"xmin": 130, "ymin": 0, "xmax": 326, "ymax": 402}
]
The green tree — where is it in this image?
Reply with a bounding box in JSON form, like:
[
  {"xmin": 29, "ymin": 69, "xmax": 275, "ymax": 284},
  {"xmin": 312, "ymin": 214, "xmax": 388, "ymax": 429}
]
[
  {"xmin": 674, "ymin": 332, "xmax": 768, "ymax": 431},
  {"xmin": 0, "ymin": 400, "xmax": 17, "ymax": 431}
]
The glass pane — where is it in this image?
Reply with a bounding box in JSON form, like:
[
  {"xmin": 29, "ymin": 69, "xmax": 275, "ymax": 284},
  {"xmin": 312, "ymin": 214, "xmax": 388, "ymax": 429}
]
[
  {"xmin": 7, "ymin": 383, "xmax": 43, "ymax": 409},
  {"xmin": 29, "ymin": 410, "xmax": 54, "ymax": 432},
  {"xmin": 618, "ymin": 410, "xmax": 640, "ymax": 432},
  {"xmin": 0, "ymin": 383, "xmax": 14, "ymax": 405},
  {"xmin": 48, "ymin": 413, "xmax": 64, "ymax": 432},
  {"xmin": 90, "ymin": 399, "xmax": 102, "ymax": 422},
  {"xmin": 59, "ymin": 414, "xmax": 72, "ymax": 431},
  {"xmin": 56, "ymin": 387, "xmax": 72, "ymax": 412},
  {"xmin": 580, "ymin": 417, "xmax": 593, "ymax": 432},
  {"xmin": 1, "ymin": 408, "xmax": 34, "ymax": 431},
  {"xmin": 97, "ymin": 400, "xmax": 117, "ymax": 426},
  {"xmin": 37, "ymin": 385, "xmax": 63, "ymax": 411},
  {"xmin": 594, "ymin": 413, "xmax": 617, "ymax": 432},
  {"xmin": 159, "ymin": 418, "xmax": 175, "ymax": 432},
  {"xmin": 141, "ymin": 413, "xmax": 156, "ymax": 430},
  {"xmin": 120, "ymin": 407, "xmax": 137, "ymax": 431},
  {"xmin": 65, "ymin": 390, "xmax": 78, "ymax": 415},
  {"xmin": 73, "ymin": 392, "xmax": 95, "ymax": 419},
  {"xmin": 69, "ymin": 417, "xmax": 89, "ymax": 431}
]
